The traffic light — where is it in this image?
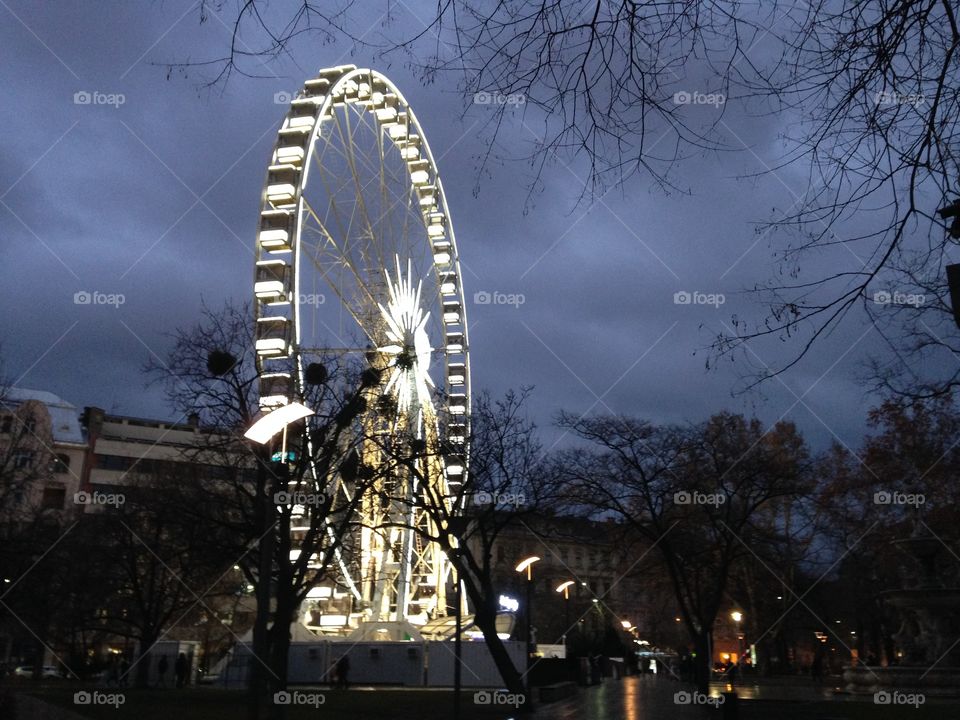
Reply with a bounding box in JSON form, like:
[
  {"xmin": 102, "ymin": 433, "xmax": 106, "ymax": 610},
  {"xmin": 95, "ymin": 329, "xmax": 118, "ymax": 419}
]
[{"xmin": 938, "ymin": 199, "xmax": 960, "ymax": 239}]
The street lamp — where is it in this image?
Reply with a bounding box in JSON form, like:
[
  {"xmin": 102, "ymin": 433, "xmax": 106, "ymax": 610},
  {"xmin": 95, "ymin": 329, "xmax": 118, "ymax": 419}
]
[
  {"xmin": 555, "ymin": 580, "xmax": 575, "ymax": 645},
  {"xmin": 243, "ymin": 402, "xmax": 314, "ymax": 444},
  {"xmin": 515, "ymin": 556, "xmax": 540, "ymax": 665},
  {"xmin": 730, "ymin": 611, "xmax": 745, "ymax": 665}
]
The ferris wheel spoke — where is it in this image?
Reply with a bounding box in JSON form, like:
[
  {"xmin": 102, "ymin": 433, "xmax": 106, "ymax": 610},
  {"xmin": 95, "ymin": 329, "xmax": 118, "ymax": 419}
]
[{"xmin": 331, "ymin": 106, "xmax": 384, "ymax": 282}]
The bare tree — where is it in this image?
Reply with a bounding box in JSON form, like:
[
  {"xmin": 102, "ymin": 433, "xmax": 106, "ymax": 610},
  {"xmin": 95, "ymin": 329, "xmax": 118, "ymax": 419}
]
[
  {"xmin": 372, "ymin": 388, "xmax": 554, "ymax": 704},
  {"xmin": 145, "ymin": 301, "xmax": 378, "ymax": 720},
  {"xmin": 556, "ymin": 410, "xmax": 812, "ymax": 692},
  {"xmin": 185, "ymin": 1, "xmax": 960, "ymax": 390}
]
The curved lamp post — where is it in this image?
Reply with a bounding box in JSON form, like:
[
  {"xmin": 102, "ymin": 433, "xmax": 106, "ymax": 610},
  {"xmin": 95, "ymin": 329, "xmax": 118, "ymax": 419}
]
[{"xmin": 515, "ymin": 556, "xmax": 540, "ymax": 666}]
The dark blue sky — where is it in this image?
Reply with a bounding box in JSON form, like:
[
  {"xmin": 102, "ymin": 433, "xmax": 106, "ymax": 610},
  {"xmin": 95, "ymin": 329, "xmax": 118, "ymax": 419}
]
[{"xmin": 0, "ymin": 1, "xmax": 907, "ymax": 453}]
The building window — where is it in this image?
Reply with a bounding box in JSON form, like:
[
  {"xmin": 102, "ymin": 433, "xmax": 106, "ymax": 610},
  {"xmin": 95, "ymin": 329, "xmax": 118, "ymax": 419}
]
[
  {"xmin": 50, "ymin": 454, "xmax": 71, "ymax": 474},
  {"xmin": 41, "ymin": 487, "xmax": 66, "ymax": 510},
  {"xmin": 23, "ymin": 417, "xmax": 36, "ymax": 433},
  {"xmin": 13, "ymin": 451, "xmax": 33, "ymax": 469},
  {"xmin": 96, "ymin": 455, "xmax": 133, "ymax": 471},
  {"xmin": 0, "ymin": 416, "xmax": 11, "ymax": 433}
]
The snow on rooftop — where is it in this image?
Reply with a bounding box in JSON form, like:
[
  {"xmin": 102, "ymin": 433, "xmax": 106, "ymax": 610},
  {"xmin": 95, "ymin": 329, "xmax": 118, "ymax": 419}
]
[{"xmin": 3, "ymin": 387, "xmax": 85, "ymax": 445}]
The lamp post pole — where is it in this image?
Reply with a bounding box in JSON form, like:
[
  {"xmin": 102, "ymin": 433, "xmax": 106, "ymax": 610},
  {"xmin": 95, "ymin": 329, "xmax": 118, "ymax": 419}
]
[
  {"xmin": 447, "ymin": 518, "xmax": 470, "ymax": 720},
  {"xmin": 555, "ymin": 581, "xmax": 574, "ymax": 650},
  {"xmin": 454, "ymin": 559, "xmax": 462, "ymax": 720},
  {"xmin": 515, "ymin": 557, "xmax": 540, "ymax": 673}
]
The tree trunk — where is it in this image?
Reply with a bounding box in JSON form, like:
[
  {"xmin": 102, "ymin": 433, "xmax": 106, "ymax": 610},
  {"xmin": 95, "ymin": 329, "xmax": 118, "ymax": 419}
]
[
  {"xmin": 249, "ymin": 460, "xmax": 274, "ymax": 720},
  {"xmin": 472, "ymin": 599, "xmax": 531, "ymax": 712},
  {"xmin": 135, "ymin": 634, "xmax": 156, "ymax": 688},
  {"xmin": 693, "ymin": 630, "xmax": 712, "ymax": 695}
]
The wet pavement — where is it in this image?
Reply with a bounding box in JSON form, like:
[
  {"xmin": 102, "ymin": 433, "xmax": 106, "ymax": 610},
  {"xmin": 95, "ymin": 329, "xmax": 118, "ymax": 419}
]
[{"xmin": 532, "ymin": 676, "xmax": 716, "ymax": 719}]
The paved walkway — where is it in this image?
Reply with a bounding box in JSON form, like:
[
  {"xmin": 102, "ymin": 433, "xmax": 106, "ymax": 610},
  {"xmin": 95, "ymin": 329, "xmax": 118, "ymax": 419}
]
[{"xmin": 533, "ymin": 676, "xmax": 715, "ymax": 719}]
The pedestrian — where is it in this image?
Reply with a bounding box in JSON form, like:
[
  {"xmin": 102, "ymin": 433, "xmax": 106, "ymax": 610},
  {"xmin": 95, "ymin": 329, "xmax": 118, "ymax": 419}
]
[
  {"xmin": 335, "ymin": 654, "xmax": 350, "ymax": 689},
  {"xmin": 157, "ymin": 655, "xmax": 169, "ymax": 688},
  {"xmin": 174, "ymin": 652, "xmax": 188, "ymax": 688},
  {"xmin": 106, "ymin": 655, "xmax": 120, "ymax": 688},
  {"xmin": 119, "ymin": 655, "xmax": 130, "ymax": 688}
]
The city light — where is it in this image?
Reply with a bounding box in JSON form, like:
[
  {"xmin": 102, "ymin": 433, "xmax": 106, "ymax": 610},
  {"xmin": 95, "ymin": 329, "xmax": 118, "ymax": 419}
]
[
  {"xmin": 514, "ymin": 556, "xmax": 540, "ymax": 576},
  {"xmin": 243, "ymin": 402, "xmax": 313, "ymax": 444}
]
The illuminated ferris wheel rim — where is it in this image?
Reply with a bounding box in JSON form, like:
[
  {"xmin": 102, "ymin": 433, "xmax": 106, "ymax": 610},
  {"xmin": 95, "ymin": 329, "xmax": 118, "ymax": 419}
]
[{"xmin": 252, "ymin": 64, "xmax": 471, "ymax": 478}]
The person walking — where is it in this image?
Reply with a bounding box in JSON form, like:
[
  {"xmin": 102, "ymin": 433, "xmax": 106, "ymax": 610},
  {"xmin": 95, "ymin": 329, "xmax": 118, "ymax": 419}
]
[
  {"xmin": 335, "ymin": 654, "xmax": 350, "ymax": 689},
  {"xmin": 157, "ymin": 655, "xmax": 169, "ymax": 688},
  {"xmin": 174, "ymin": 653, "xmax": 188, "ymax": 688}
]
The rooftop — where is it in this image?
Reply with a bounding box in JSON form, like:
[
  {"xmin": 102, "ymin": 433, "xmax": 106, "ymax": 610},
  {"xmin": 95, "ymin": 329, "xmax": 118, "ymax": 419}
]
[{"xmin": 3, "ymin": 387, "xmax": 86, "ymax": 446}]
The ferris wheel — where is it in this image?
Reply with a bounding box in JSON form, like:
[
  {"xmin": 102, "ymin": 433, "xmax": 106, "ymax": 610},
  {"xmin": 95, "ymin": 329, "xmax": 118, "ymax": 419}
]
[{"xmin": 252, "ymin": 65, "xmax": 470, "ymax": 630}]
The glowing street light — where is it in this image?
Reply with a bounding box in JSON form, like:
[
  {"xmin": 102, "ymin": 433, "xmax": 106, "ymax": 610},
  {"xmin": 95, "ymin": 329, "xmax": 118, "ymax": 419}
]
[
  {"xmin": 515, "ymin": 557, "xmax": 540, "ymax": 666},
  {"xmin": 731, "ymin": 611, "xmax": 745, "ymax": 665},
  {"xmin": 515, "ymin": 556, "xmax": 540, "ymax": 578},
  {"xmin": 556, "ymin": 580, "xmax": 575, "ymax": 645},
  {"xmin": 243, "ymin": 402, "xmax": 313, "ymax": 444}
]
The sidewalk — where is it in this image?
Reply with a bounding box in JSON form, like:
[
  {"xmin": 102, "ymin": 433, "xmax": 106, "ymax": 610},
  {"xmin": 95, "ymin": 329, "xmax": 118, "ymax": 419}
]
[
  {"xmin": 533, "ymin": 676, "xmax": 710, "ymax": 719},
  {"xmin": 708, "ymin": 678, "xmax": 839, "ymax": 702}
]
